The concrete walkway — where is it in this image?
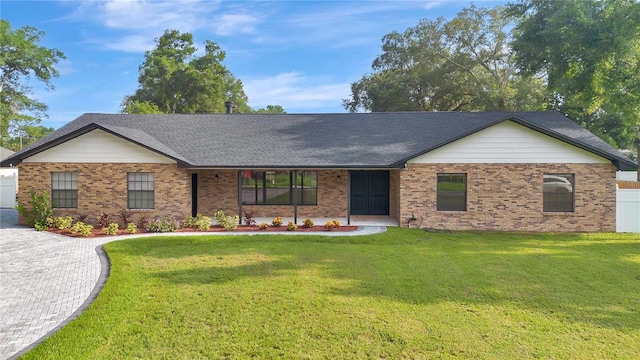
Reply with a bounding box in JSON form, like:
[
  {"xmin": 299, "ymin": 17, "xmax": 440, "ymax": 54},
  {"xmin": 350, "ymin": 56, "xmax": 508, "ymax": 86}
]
[{"xmin": 0, "ymin": 209, "xmax": 385, "ymax": 359}]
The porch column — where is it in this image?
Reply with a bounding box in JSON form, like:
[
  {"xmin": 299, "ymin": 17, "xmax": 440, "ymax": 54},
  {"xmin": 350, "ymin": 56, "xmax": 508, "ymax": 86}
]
[{"xmin": 347, "ymin": 170, "xmax": 351, "ymax": 225}]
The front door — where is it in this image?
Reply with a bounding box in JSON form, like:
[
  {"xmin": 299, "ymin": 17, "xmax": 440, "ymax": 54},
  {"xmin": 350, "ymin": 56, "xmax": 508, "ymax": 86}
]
[{"xmin": 350, "ymin": 171, "xmax": 389, "ymax": 215}]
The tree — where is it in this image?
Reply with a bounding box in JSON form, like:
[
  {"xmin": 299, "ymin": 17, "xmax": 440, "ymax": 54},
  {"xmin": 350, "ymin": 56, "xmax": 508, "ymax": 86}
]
[
  {"xmin": 0, "ymin": 20, "xmax": 65, "ymax": 147},
  {"xmin": 252, "ymin": 105, "xmax": 286, "ymax": 114},
  {"xmin": 120, "ymin": 100, "xmax": 163, "ymax": 114},
  {"xmin": 343, "ymin": 6, "xmax": 547, "ymax": 113},
  {"xmin": 510, "ymin": 0, "xmax": 640, "ymax": 149},
  {"xmin": 4, "ymin": 124, "xmax": 54, "ymax": 151},
  {"xmin": 124, "ymin": 30, "xmax": 250, "ymax": 114}
]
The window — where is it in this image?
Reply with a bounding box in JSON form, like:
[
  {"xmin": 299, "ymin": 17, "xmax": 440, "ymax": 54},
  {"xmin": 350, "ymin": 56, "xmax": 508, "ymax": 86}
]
[
  {"xmin": 543, "ymin": 174, "xmax": 574, "ymax": 212},
  {"xmin": 241, "ymin": 171, "xmax": 317, "ymax": 205},
  {"xmin": 437, "ymin": 173, "xmax": 466, "ymax": 211},
  {"xmin": 294, "ymin": 171, "xmax": 318, "ymax": 205},
  {"xmin": 128, "ymin": 173, "xmax": 154, "ymax": 209},
  {"xmin": 51, "ymin": 172, "xmax": 78, "ymax": 208}
]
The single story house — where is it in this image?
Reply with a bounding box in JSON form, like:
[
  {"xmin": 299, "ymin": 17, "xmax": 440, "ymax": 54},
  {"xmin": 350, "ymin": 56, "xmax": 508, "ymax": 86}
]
[{"xmin": 1, "ymin": 111, "xmax": 637, "ymax": 232}]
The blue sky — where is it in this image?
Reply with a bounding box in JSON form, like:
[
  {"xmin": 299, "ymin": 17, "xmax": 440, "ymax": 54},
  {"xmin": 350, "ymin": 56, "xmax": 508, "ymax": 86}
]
[{"xmin": 2, "ymin": 0, "xmax": 506, "ymax": 130}]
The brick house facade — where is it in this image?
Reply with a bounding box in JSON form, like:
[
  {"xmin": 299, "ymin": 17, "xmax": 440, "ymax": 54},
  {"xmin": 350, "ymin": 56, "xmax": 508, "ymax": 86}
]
[{"xmin": 3, "ymin": 112, "xmax": 636, "ymax": 232}]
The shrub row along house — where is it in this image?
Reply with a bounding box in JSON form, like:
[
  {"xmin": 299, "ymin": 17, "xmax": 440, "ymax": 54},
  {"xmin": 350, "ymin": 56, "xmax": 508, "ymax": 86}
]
[{"xmin": 1, "ymin": 111, "xmax": 637, "ymax": 232}]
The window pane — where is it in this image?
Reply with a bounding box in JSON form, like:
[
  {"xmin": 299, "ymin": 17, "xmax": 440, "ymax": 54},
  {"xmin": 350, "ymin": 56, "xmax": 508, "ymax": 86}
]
[
  {"xmin": 241, "ymin": 171, "xmax": 259, "ymax": 204},
  {"xmin": 293, "ymin": 171, "xmax": 317, "ymax": 205},
  {"xmin": 128, "ymin": 173, "xmax": 155, "ymax": 209},
  {"xmin": 543, "ymin": 174, "xmax": 574, "ymax": 212},
  {"xmin": 240, "ymin": 170, "xmax": 318, "ymax": 205},
  {"xmin": 51, "ymin": 172, "xmax": 78, "ymax": 208},
  {"xmin": 437, "ymin": 173, "xmax": 466, "ymax": 211}
]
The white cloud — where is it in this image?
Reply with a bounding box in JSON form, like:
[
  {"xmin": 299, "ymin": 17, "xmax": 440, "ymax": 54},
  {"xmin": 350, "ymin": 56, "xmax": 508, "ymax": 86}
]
[
  {"xmin": 67, "ymin": 0, "xmax": 263, "ymax": 53},
  {"xmin": 98, "ymin": 0, "xmax": 220, "ymax": 32},
  {"xmin": 211, "ymin": 13, "xmax": 261, "ymax": 36},
  {"xmin": 104, "ymin": 34, "xmax": 155, "ymax": 53},
  {"xmin": 243, "ymin": 72, "xmax": 350, "ymax": 111},
  {"xmin": 56, "ymin": 60, "xmax": 75, "ymax": 76}
]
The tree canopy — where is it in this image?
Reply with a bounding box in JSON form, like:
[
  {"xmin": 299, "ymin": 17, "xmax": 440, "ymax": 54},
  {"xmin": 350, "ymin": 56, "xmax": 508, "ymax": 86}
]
[
  {"xmin": 344, "ymin": 2, "xmax": 639, "ymax": 151},
  {"xmin": 509, "ymin": 0, "xmax": 640, "ymax": 149},
  {"xmin": 0, "ymin": 20, "xmax": 65, "ymax": 149},
  {"xmin": 343, "ymin": 6, "xmax": 547, "ymax": 113},
  {"xmin": 251, "ymin": 105, "xmax": 287, "ymax": 114},
  {"xmin": 123, "ymin": 30, "xmax": 251, "ymax": 114}
]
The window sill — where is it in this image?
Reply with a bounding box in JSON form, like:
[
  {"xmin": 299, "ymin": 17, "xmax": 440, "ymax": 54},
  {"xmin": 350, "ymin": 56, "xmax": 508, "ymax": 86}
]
[{"xmin": 543, "ymin": 211, "xmax": 575, "ymax": 216}]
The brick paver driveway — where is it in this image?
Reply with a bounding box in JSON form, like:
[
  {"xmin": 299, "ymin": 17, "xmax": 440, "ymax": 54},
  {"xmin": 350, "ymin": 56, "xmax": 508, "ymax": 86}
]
[{"xmin": 0, "ymin": 209, "xmax": 110, "ymax": 360}]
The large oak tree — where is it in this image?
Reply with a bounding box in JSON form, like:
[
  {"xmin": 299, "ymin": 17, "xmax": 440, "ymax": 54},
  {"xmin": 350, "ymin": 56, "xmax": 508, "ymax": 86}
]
[
  {"xmin": 510, "ymin": 0, "xmax": 640, "ymax": 149},
  {"xmin": 343, "ymin": 6, "xmax": 547, "ymax": 113}
]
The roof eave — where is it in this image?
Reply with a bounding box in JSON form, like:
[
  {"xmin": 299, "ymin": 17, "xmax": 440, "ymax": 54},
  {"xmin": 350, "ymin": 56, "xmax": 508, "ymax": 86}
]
[{"xmin": 179, "ymin": 164, "xmax": 404, "ymax": 170}]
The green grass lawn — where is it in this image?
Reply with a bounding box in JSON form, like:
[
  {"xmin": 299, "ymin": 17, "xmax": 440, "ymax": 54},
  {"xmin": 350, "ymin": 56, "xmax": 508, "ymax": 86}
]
[{"xmin": 23, "ymin": 229, "xmax": 640, "ymax": 359}]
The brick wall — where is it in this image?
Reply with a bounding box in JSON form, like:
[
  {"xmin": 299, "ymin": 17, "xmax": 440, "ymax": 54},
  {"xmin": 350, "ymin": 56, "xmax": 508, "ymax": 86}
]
[
  {"xmin": 17, "ymin": 163, "xmax": 191, "ymax": 225},
  {"xmin": 197, "ymin": 170, "xmax": 349, "ymax": 219},
  {"xmin": 399, "ymin": 163, "xmax": 617, "ymax": 232}
]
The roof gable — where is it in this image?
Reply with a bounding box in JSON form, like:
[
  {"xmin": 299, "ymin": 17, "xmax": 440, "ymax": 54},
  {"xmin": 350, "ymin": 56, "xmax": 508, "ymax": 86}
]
[
  {"xmin": 408, "ymin": 120, "xmax": 610, "ymax": 164},
  {"xmin": 23, "ymin": 129, "xmax": 176, "ymax": 164}
]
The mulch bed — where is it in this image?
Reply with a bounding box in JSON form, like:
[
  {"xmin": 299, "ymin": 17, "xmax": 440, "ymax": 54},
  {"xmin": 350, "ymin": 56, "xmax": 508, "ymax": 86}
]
[{"xmin": 47, "ymin": 225, "xmax": 358, "ymax": 238}]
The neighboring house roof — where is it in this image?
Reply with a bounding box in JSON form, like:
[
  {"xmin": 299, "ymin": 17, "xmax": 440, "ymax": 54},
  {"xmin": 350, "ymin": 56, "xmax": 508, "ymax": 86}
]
[
  {"xmin": 0, "ymin": 146, "xmax": 15, "ymax": 162},
  {"xmin": 1, "ymin": 111, "xmax": 637, "ymax": 170}
]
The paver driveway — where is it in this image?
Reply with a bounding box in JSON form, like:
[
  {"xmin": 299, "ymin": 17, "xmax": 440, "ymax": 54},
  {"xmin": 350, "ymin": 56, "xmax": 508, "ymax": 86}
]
[{"xmin": 0, "ymin": 209, "xmax": 112, "ymax": 360}]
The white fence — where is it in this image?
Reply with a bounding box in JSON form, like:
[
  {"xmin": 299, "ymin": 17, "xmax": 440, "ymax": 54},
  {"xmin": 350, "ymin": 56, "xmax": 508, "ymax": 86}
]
[
  {"xmin": 0, "ymin": 175, "xmax": 17, "ymax": 208},
  {"xmin": 617, "ymin": 171, "xmax": 638, "ymax": 181},
  {"xmin": 617, "ymin": 187, "xmax": 640, "ymax": 233}
]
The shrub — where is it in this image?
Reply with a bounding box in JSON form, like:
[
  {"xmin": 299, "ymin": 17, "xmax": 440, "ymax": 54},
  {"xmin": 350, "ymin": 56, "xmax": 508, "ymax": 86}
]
[
  {"xmin": 15, "ymin": 189, "xmax": 53, "ymax": 230},
  {"xmin": 325, "ymin": 221, "xmax": 337, "ymax": 231},
  {"xmin": 333, "ymin": 219, "xmax": 341, "ymax": 228},
  {"xmin": 105, "ymin": 222, "xmax": 119, "ymax": 235},
  {"xmin": 96, "ymin": 213, "xmax": 109, "ymax": 229},
  {"xmin": 196, "ymin": 216, "xmax": 211, "ymax": 231},
  {"xmin": 147, "ymin": 217, "xmax": 179, "ymax": 233},
  {"xmin": 50, "ymin": 216, "xmax": 73, "ymax": 230},
  {"xmin": 182, "ymin": 214, "xmax": 198, "ymax": 228},
  {"xmin": 71, "ymin": 222, "xmax": 93, "ymax": 237},
  {"xmin": 137, "ymin": 215, "xmax": 150, "ymax": 230},
  {"xmin": 287, "ymin": 221, "xmax": 298, "ymax": 231},
  {"xmin": 259, "ymin": 222, "xmax": 268, "ymax": 230},
  {"xmin": 127, "ymin": 222, "xmax": 137, "ymax": 234},
  {"xmin": 183, "ymin": 213, "xmax": 211, "ymax": 231},
  {"xmin": 119, "ymin": 209, "xmax": 134, "ymax": 226},
  {"xmin": 215, "ymin": 210, "xmax": 239, "ymax": 231},
  {"xmin": 76, "ymin": 214, "xmax": 89, "ymax": 223},
  {"xmin": 243, "ymin": 211, "xmax": 256, "ymax": 226},
  {"xmin": 272, "ymin": 217, "xmax": 283, "ymax": 227},
  {"xmin": 302, "ymin": 218, "xmax": 314, "ymax": 228}
]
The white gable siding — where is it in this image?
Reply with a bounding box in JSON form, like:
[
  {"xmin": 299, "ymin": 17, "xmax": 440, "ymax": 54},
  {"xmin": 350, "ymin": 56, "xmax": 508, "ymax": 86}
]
[
  {"xmin": 24, "ymin": 129, "xmax": 175, "ymax": 164},
  {"xmin": 408, "ymin": 121, "xmax": 610, "ymax": 164}
]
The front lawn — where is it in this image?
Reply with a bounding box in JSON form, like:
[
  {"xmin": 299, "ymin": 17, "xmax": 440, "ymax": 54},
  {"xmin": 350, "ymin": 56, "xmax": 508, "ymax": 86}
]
[{"xmin": 23, "ymin": 229, "xmax": 640, "ymax": 359}]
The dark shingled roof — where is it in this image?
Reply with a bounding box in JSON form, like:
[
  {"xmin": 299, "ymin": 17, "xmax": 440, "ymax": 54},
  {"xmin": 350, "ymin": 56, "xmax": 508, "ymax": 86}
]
[{"xmin": 1, "ymin": 111, "xmax": 637, "ymax": 170}]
